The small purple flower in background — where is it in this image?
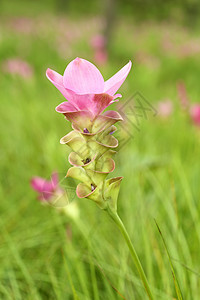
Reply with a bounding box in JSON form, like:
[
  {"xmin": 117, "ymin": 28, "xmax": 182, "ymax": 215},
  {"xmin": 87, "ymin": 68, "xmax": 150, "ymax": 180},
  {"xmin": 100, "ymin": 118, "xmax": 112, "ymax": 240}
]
[
  {"xmin": 190, "ymin": 105, "xmax": 200, "ymax": 127},
  {"xmin": 2, "ymin": 58, "xmax": 33, "ymax": 78},
  {"xmin": 157, "ymin": 99, "xmax": 173, "ymax": 118},
  {"xmin": 31, "ymin": 172, "xmax": 62, "ymax": 201}
]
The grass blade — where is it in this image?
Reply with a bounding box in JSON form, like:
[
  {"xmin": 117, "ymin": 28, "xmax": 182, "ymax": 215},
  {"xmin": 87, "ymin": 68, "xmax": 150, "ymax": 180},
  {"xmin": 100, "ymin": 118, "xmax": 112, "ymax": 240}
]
[{"xmin": 155, "ymin": 220, "xmax": 183, "ymax": 300}]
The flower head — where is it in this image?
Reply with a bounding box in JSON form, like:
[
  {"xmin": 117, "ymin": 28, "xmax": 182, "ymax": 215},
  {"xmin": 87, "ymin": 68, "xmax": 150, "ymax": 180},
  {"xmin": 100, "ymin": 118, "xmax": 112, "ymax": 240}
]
[
  {"xmin": 47, "ymin": 58, "xmax": 132, "ymax": 212},
  {"xmin": 46, "ymin": 57, "xmax": 131, "ymax": 117},
  {"xmin": 31, "ymin": 172, "xmax": 61, "ymax": 201}
]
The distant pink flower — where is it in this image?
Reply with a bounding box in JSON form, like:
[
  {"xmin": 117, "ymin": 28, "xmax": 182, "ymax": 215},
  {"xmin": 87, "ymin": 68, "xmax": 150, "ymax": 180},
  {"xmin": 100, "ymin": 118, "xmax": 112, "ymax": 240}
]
[
  {"xmin": 190, "ymin": 105, "xmax": 200, "ymax": 127},
  {"xmin": 161, "ymin": 34, "xmax": 174, "ymax": 53},
  {"xmin": 31, "ymin": 172, "xmax": 61, "ymax": 201},
  {"xmin": 94, "ymin": 50, "xmax": 108, "ymax": 65},
  {"xmin": 2, "ymin": 58, "xmax": 33, "ymax": 78},
  {"xmin": 46, "ymin": 57, "xmax": 131, "ymax": 117},
  {"xmin": 91, "ymin": 34, "xmax": 106, "ymax": 50},
  {"xmin": 91, "ymin": 35, "xmax": 108, "ymax": 65},
  {"xmin": 177, "ymin": 81, "xmax": 189, "ymax": 110},
  {"xmin": 177, "ymin": 81, "xmax": 200, "ymax": 127},
  {"xmin": 157, "ymin": 100, "xmax": 173, "ymax": 118},
  {"xmin": 179, "ymin": 39, "xmax": 200, "ymax": 58},
  {"xmin": 9, "ymin": 17, "xmax": 34, "ymax": 35}
]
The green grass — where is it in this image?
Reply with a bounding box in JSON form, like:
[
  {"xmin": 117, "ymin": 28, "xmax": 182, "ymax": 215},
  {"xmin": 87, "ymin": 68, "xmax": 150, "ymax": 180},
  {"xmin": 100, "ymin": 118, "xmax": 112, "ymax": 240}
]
[{"xmin": 0, "ymin": 9, "xmax": 200, "ymax": 300}]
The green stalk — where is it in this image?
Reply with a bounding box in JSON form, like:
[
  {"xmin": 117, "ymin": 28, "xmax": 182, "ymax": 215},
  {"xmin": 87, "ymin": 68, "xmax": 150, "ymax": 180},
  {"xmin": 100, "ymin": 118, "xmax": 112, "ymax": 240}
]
[{"xmin": 107, "ymin": 208, "xmax": 154, "ymax": 300}]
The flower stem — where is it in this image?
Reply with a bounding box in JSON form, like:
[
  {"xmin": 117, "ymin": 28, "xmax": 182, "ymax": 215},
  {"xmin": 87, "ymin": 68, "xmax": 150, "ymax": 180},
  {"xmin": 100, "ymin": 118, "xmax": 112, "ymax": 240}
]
[{"xmin": 107, "ymin": 208, "xmax": 154, "ymax": 300}]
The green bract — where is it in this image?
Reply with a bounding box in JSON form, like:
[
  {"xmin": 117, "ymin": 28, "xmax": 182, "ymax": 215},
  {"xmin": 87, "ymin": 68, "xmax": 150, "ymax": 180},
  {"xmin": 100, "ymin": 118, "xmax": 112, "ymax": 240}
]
[{"xmin": 61, "ymin": 110, "xmax": 123, "ymax": 212}]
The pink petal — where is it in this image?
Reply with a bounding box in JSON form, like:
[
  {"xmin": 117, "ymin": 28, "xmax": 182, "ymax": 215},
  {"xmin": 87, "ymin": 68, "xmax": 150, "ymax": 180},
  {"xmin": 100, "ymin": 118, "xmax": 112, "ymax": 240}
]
[
  {"xmin": 113, "ymin": 93, "xmax": 122, "ymax": 100},
  {"xmin": 104, "ymin": 61, "xmax": 132, "ymax": 96},
  {"xmin": 63, "ymin": 57, "xmax": 104, "ymax": 94},
  {"xmin": 31, "ymin": 177, "xmax": 53, "ymax": 193},
  {"xmin": 47, "ymin": 68, "xmax": 94, "ymax": 111},
  {"xmin": 56, "ymin": 94, "xmax": 93, "ymax": 113},
  {"xmin": 91, "ymin": 93, "xmax": 114, "ymax": 116},
  {"xmin": 190, "ymin": 104, "xmax": 200, "ymax": 126},
  {"xmin": 31, "ymin": 177, "xmax": 47, "ymax": 193},
  {"xmin": 68, "ymin": 93, "xmax": 94, "ymax": 111},
  {"xmin": 31, "ymin": 174, "xmax": 57, "ymax": 199},
  {"xmin": 51, "ymin": 172, "xmax": 59, "ymax": 189},
  {"xmin": 56, "ymin": 101, "xmax": 78, "ymax": 113},
  {"xmin": 56, "ymin": 94, "xmax": 114, "ymax": 118},
  {"xmin": 46, "ymin": 68, "xmax": 74, "ymax": 101}
]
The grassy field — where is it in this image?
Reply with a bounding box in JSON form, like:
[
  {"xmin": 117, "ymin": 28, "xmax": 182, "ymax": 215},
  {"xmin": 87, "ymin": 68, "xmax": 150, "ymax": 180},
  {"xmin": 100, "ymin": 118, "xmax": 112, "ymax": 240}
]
[{"xmin": 0, "ymin": 7, "xmax": 200, "ymax": 300}]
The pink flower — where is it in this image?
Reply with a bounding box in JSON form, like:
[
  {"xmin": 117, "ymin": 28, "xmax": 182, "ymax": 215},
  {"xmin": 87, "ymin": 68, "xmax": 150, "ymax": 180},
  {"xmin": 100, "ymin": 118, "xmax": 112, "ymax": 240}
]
[
  {"xmin": 190, "ymin": 105, "xmax": 200, "ymax": 127},
  {"xmin": 90, "ymin": 35, "xmax": 108, "ymax": 65},
  {"xmin": 9, "ymin": 17, "xmax": 35, "ymax": 35},
  {"xmin": 31, "ymin": 172, "xmax": 61, "ymax": 201},
  {"xmin": 46, "ymin": 57, "xmax": 131, "ymax": 117},
  {"xmin": 177, "ymin": 81, "xmax": 200, "ymax": 127},
  {"xmin": 177, "ymin": 81, "xmax": 189, "ymax": 110},
  {"xmin": 157, "ymin": 100, "xmax": 173, "ymax": 118},
  {"xmin": 91, "ymin": 34, "xmax": 106, "ymax": 50},
  {"xmin": 2, "ymin": 58, "xmax": 33, "ymax": 78},
  {"xmin": 94, "ymin": 50, "xmax": 108, "ymax": 65}
]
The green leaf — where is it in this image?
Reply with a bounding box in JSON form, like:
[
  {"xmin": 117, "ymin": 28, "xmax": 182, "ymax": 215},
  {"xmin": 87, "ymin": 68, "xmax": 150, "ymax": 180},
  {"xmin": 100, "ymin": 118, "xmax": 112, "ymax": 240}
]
[{"xmin": 104, "ymin": 177, "xmax": 123, "ymax": 212}]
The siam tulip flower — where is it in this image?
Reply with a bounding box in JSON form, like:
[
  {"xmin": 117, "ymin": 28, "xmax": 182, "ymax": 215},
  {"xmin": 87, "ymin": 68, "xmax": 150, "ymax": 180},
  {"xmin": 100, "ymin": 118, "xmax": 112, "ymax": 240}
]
[
  {"xmin": 94, "ymin": 49, "xmax": 108, "ymax": 65},
  {"xmin": 177, "ymin": 81, "xmax": 189, "ymax": 110},
  {"xmin": 190, "ymin": 105, "xmax": 200, "ymax": 127},
  {"xmin": 2, "ymin": 58, "xmax": 33, "ymax": 79},
  {"xmin": 46, "ymin": 57, "xmax": 154, "ymax": 299},
  {"xmin": 9, "ymin": 17, "xmax": 34, "ymax": 35},
  {"xmin": 177, "ymin": 81, "xmax": 200, "ymax": 127},
  {"xmin": 46, "ymin": 57, "xmax": 131, "ymax": 118},
  {"xmin": 91, "ymin": 34, "xmax": 106, "ymax": 50},
  {"xmin": 157, "ymin": 99, "xmax": 173, "ymax": 119},
  {"xmin": 31, "ymin": 171, "xmax": 80, "ymax": 217},
  {"xmin": 31, "ymin": 172, "xmax": 62, "ymax": 201},
  {"xmin": 90, "ymin": 35, "xmax": 108, "ymax": 65},
  {"xmin": 46, "ymin": 57, "xmax": 131, "ymax": 210}
]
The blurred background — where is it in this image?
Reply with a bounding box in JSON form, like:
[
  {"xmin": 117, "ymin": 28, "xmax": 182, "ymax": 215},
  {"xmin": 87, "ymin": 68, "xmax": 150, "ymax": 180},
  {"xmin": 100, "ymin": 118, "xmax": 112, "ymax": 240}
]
[{"xmin": 0, "ymin": 0, "xmax": 200, "ymax": 299}]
